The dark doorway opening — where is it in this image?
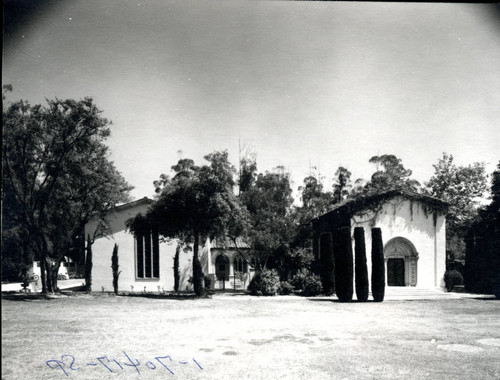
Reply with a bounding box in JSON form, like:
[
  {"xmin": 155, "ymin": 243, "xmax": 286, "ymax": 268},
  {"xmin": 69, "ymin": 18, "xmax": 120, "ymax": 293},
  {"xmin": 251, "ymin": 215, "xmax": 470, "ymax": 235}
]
[
  {"xmin": 215, "ymin": 255, "xmax": 229, "ymax": 290},
  {"xmin": 387, "ymin": 258, "xmax": 405, "ymax": 286}
]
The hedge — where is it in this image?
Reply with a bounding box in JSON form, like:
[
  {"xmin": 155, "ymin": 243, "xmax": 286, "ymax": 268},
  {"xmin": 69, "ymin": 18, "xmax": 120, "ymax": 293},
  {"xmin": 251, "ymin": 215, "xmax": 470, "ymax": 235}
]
[
  {"xmin": 334, "ymin": 227, "xmax": 354, "ymax": 302},
  {"xmin": 319, "ymin": 232, "xmax": 335, "ymax": 295},
  {"xmin": 371, "ymin": 228, "xmax": 385, "ymax": 302},
  {"xmin": 354, "ymin": 227, "xmax": 369, "ymax": 302}
]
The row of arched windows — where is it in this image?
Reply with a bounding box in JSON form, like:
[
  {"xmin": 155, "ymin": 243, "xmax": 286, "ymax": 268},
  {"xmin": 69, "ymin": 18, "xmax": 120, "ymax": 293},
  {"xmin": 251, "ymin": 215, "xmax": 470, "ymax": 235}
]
[{"xmin": 215, "ymin": 254, "xmax": 248, "ymax": 281}]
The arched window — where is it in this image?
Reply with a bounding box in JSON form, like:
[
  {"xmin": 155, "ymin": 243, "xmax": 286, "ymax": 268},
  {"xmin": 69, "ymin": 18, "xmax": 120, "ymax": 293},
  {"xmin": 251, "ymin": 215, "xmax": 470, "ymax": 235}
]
[{"xmin": 234, "ymin": 254, "xmax": 248, "ymax": 273}]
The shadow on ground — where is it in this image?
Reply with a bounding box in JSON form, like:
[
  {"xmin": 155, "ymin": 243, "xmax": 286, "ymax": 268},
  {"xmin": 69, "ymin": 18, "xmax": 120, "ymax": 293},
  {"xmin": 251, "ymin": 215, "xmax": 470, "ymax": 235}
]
[
  {"xmin": 1, "ymin": 293, "xmax": 58, "ymax": 302},
  {"xmin": 1, "ymin": 290, "xmax": 212, "ymax": 301}
]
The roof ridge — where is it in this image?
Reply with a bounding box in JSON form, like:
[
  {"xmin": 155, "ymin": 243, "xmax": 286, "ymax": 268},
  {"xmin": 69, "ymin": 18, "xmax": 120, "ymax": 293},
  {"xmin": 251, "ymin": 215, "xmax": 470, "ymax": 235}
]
[{"xmin": 313, "ymin": 189, "xmax": 448, "ymax": 221}]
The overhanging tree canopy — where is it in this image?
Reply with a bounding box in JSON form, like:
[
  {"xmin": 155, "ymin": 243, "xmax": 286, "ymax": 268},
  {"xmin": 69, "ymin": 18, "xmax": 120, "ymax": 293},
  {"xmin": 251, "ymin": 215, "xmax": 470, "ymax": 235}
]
[
  {"xmin": 127, "ymin": 151, "xmax": 250, "ymax": 296},
  {"xmin": 2, "ymin": 90, "xmax": 132, "ymax": 292}
]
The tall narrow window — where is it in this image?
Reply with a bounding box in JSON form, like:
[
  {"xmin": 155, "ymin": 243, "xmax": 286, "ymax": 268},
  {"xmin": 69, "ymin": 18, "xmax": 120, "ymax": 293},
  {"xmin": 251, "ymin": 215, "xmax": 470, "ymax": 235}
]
[
  {"xmin": 152, "ymin": 227, "xmax": 160, "ymax": 278},
  {"xmin": 234, "ymin": 255, "xmax": 248, "ymax": 273},
  {"xmin": 135, "ymin": 227, "xmax": 160, "ymax": 279},
  {"xmin": 136, "ymin": 232, "xmax": 144, "ymax": 278},
  {"xmin": 144, "ymin": 229, "xmax": 152, "ymax": 278}
]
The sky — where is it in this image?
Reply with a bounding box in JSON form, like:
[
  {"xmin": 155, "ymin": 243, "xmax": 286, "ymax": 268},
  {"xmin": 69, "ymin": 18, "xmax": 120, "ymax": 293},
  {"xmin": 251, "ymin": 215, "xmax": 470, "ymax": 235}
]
[{"xmin": 3, "ymin": 0, "xmax": 500, "ymax": 202}]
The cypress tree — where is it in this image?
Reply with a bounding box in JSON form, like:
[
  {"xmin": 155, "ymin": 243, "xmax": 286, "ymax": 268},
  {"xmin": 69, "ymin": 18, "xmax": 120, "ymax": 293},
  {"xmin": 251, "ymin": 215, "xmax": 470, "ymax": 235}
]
[
  {"xmin": 319, "ymin": 232, "xmax": 335, "ymax": 295},
  {"xmin": 371, "ymin": 228, "xmax": 385, "ymax": 302},
  {"xmin": 334, "ymin": 227, "xmax": 354, "ymax": 302},
  {"xmin": 192, "ymin": 232, "xmax": 205, "ymax": 296},
  {"xmin": 354, "ymin": 227, "xmax": 369, "ymax": 302},
  {"xmin": 111, "ymin": 244, "xmax": 121, "ymax": 295},
  {"xmin": 173, "ymin": 244, "xmax": 180, "ymax": 292}
]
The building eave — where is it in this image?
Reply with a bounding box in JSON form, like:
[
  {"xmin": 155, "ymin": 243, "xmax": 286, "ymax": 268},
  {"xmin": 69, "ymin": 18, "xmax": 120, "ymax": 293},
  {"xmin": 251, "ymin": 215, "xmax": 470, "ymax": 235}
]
[
  {"xmin": 112, "ymin": 197, "xmax": 155, "ymax": 213},
  {"xmin": 312, "ymin": 189, "xmax": 449, "ymax": 223}
]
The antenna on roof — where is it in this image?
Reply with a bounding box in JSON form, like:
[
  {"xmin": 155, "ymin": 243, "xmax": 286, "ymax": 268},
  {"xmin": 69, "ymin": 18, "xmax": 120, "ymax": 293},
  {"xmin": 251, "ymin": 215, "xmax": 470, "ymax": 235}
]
[{"xmin": 238, "ymin": 136, "xmax": 241, "ymax": 196}]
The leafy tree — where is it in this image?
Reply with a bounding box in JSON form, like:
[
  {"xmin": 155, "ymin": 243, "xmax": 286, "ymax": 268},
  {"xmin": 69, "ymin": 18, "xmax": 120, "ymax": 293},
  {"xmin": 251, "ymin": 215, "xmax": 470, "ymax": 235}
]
[
  {"xmin": 299, "ymin": 175, "xmax": 332, "ymax": 211},
  {"xmin": 130, "ymin": 151, "xmax": 249, "ymax": 296},
  {"xmin": 239, "ymin": 152, "xmax": 258, "ymax": 193},
  {"xmin": 1, "ymin": 226, "xmax": 31, "ymax": 282},
  {"xmin": 240, "ymin": 168, "xmax": 295, "ymax": 277},
  {"xmin": 50, "ymin": 142, "xmax": 132, "ymax": 291},
  {"xmin": 332, "ymin": 166, "xmax": 353, "ymax": 203},
  {"xmin": 2, "ymin": 93, "xmax": 132, "ymax": 293},
  {"xmin": 464, "ymin": 161, "xmax": 500, "ymax": 294},
  {"xmin": 358, "ymin": 154, "xmax": 420, "ymax": 195},
  {"xmin": 425, "ymin": 153, "xmax": 488, "ymax": 260},
  {"xmin": 290, "ymin": 172, "xmax": 336, "ymax": 278}
]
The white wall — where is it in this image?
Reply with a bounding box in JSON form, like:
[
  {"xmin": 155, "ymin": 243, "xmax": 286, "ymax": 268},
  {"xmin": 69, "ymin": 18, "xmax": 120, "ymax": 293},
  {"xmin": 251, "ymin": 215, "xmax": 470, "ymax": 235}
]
[
  {"xmin": 210, "ymin": 248, "xmax": 255, "ymax": 290},
  {"xmin": 350, "ymin": 196, "xmax": 446, "ymax": 289},
  {"xmin": 85, "ymin": 201, "xmax": 210, "ymax": 293}
]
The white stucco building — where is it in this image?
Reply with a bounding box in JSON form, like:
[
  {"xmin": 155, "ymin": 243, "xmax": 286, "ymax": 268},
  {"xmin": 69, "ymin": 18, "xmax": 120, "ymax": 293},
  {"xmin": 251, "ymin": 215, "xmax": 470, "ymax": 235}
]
[
  {"xmin": 84, "ymin": 197, "xmax": 253, "ymax": 293},
  {"xmin": 312, "ymin": 190, "xmax": 448, "ymax": 289}
]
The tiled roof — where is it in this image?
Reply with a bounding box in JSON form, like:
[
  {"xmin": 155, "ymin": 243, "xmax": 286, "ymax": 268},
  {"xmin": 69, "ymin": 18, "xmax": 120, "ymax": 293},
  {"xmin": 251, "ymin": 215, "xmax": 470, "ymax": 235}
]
[
  {"xmin": 313, "ymin": 189, "xmax": 448, "ymax": 222},
  {"xmin": 211, "ymin": 236, "xmax": 251, "ymax": 249},
  {"xmin": 113, "ymin": 197, "xmax": 155, "ymax": 212}
]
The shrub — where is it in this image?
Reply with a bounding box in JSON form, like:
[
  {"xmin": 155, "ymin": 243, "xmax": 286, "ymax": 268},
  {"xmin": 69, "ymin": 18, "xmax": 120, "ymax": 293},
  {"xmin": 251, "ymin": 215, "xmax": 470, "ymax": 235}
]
[
  {"xmin": 68, "ymin": 271, "xmax": 78, "ymax": 279},
  {"xmin": 291, "ymin": 269, "xmax": 309, "ymax": 291},
  {"xmin": 334, "ymin": 228, "xmax": 354, "ymax": 302},
  {"xmin": 248, "ymin": 268, "xmax": 280, "ymax": 296},
  {"xmin": 302, "ymin": 274, "xmax": 323, "ymax": 296},
  {"xmin": 204, "ymin": 275, "xmax": 212, "ymax": 290},
  {"xmin": 371, "ymin": 228, "xmax": 385, "ymax": 302},
  {"xmin": 354, "ymin": 227, "xmax": 369, "ymax": 302},
  {"xmin": 444, "ymin": 270, "xmax": 464, "ymax": 292},
  {"xmin": 319, "ymin": 232, "xmax": 335, "ymax": 295},
  {"xmin": 278, "ymin": 281, "xmax": 294, "ymax": 295}
]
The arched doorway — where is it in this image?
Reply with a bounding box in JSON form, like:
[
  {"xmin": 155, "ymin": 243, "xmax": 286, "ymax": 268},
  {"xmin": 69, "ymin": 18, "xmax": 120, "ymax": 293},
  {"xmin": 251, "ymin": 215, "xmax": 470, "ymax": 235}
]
[
  {"xmin": 215, "ymin": 254, "xmax": 229, "ymax": 289},
  {"xmin": 384, "ymin": 237, "xmax": 418, "ymax": 286}
]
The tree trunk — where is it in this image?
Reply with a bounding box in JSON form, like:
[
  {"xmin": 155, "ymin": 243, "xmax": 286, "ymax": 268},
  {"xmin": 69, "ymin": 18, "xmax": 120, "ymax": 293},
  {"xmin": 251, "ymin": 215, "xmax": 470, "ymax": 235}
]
[
  {"xmin": 46, "ymin": 257, "xmax": 61, "ymax": 293},
  {"xmin": 192, "ymin": 231, "xmax": 204, "ymax": 296},
  {"xmin": 85, "ymin": 235, "xmax": 93, "ymax": 293},
  {"xmin": 40, "ymin": 253, "xmax": 47, "ymax": 294},
  {"xmin": 37, "ymin": 233, "xmax": 49, "ymax": 293},
  {"xmin": 46, "ymin": 258, "xmax": 54, "ymax": 293}
]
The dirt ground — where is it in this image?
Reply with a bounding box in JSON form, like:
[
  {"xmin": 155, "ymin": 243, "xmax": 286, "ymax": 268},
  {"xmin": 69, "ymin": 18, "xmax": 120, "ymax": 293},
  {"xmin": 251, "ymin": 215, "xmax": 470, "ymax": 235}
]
[{"xmin": 2, "ymin": 292, "xmax": 499, "ymax": 380}]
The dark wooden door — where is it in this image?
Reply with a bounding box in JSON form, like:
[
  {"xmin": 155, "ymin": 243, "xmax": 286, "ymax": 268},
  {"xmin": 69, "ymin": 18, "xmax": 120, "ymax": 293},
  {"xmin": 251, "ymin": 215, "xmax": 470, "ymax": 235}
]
[
  {"xmin": 387, "ymin": 258, "xmax": 405, "ymax": 286},
  {"xmin": 215, "ymin": 255, "xmax": 229, "ymax": 281}
]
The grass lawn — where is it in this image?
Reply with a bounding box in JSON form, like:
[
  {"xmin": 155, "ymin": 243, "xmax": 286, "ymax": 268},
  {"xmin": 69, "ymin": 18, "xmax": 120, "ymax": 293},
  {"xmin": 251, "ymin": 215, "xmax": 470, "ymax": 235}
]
[{"xmin": 2, "ymin": 292, "xmax": 499, "ymax": 380}]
